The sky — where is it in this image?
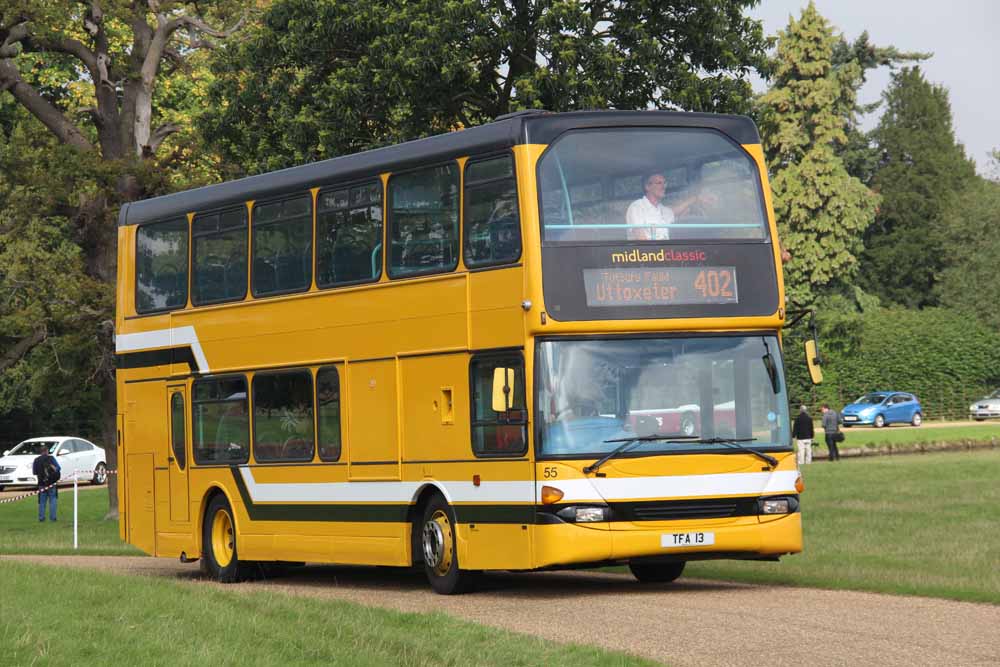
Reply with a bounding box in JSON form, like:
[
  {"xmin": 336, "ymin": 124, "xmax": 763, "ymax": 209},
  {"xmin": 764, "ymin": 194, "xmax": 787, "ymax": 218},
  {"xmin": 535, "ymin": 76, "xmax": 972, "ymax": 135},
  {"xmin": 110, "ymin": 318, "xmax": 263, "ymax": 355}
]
[{"xmin": 749, "ymin": 0, "xmax": 998, "ymax": 174}]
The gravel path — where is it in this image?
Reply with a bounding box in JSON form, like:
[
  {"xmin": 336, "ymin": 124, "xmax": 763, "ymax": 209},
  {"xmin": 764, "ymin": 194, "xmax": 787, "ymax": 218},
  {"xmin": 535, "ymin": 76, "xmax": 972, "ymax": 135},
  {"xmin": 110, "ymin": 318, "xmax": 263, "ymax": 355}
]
[{"xmin": 4, "ymin": 554, "xmax": 998, "ymax": 666}]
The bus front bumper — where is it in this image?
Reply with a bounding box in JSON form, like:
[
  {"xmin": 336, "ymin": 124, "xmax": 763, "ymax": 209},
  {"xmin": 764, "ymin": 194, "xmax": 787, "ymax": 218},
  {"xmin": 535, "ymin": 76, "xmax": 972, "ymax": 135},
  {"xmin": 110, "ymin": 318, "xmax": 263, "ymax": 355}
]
[{"xmin": 532, "ymin": 513, "xmax": 802, "ymax": 569}]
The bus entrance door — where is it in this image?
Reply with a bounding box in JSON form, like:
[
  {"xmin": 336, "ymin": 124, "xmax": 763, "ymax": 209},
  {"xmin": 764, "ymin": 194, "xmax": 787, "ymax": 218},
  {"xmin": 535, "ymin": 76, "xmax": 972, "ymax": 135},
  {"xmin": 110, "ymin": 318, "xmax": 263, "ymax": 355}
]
[
  {"xmin": 347, "ymin": 359, "xmax": 401, "ymax": 480},
  {"xmin": 167, "ymin": 385, "xmax": 190, "ymax": 523}
]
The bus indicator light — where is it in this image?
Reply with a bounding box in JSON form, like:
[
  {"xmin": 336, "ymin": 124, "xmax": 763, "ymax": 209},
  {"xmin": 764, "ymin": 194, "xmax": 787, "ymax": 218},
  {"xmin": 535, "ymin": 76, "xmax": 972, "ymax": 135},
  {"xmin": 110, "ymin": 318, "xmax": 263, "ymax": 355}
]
[{"xmin": 541, "ymin": 485, "xmax": 564, "ymax": 504}]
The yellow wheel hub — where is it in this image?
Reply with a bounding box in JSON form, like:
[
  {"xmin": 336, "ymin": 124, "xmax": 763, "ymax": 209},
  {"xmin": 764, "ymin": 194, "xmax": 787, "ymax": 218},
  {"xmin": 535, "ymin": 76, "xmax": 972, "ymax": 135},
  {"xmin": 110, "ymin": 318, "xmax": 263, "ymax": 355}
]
[
  {"xmin": 211, "ymin": 508, "xmax": 235, "ymax": 568},
  {"xmin": 422, "ymin": 509, "xmax": 454, "ymax": 577}
]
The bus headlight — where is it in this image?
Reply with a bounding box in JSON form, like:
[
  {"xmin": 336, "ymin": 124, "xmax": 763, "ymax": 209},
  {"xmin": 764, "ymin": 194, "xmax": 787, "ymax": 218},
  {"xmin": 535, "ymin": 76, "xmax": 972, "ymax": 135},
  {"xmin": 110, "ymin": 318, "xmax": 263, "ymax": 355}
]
[
  {"xmin": 556, "ymin": 506, "xmax": 610, "ymax": 523},
  {"xmin": 760, "ymin": 498, "xmax": 791, "ymax": 514}
]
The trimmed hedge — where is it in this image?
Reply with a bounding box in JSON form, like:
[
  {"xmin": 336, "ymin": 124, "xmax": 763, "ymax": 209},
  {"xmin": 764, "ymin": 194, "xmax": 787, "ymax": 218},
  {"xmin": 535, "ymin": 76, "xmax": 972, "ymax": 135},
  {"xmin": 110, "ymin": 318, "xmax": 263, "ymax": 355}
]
[{"xmin": 787, "ymin": 306, "xmax": 1000, "ymax": 418}]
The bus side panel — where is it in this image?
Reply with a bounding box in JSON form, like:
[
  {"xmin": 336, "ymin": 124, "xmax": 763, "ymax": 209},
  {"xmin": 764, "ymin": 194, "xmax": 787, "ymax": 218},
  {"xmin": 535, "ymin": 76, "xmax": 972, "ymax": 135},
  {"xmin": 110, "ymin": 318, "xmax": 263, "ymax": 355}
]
[
  {"xmin": 468, "ymin": 267, "xmax": 525, "ymax": 350},
  {"xmin": 126, "ymin": 452, "xmax": 155, "ymax": 555}
]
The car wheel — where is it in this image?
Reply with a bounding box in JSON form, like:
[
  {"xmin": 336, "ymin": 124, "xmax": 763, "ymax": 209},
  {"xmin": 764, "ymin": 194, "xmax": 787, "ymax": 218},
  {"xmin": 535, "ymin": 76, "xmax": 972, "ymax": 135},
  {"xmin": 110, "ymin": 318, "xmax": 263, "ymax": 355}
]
[
  {"xmin": 201, "ymin": 494, "xmax": 252, "ymax": 583},
  {"xmin": 911, "ymin": 412, "xmax": 922, "ymax": 427},
  {"xmin": 420, "ymin": 495, "xmax": 475, "ymax": 594},
  {"xmin": 629, "ymin": 560, "xmax": 686, "ymax": 583},
  {"xmin": 680, "ymin": 412, "xmax": 697, "ymax": 437},
  {"xmin": 974, "ymin": 417, "xmax": 985, "ymax": 422},
  {"xmin": 0, "ymin": 485, "xmax": 5, "ymax": 492},
  {"xmin": 873, "ymin": 414, "xmax": 886, "ymax": 428},
  {"xmin": 842, "ymin": 424, "xmax": 852, "ymax": 428},
  {"xmin": 91, "ymin": 462, "xmax": 107, "ymax": 485}
]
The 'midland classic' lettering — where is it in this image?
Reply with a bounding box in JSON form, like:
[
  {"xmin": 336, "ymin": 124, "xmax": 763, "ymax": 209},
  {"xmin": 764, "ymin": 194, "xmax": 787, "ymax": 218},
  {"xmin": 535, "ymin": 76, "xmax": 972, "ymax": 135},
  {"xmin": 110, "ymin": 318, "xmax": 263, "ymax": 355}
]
[{"xmin": 610, "ymin": 248, "xmax": 707, "ymax": 264}]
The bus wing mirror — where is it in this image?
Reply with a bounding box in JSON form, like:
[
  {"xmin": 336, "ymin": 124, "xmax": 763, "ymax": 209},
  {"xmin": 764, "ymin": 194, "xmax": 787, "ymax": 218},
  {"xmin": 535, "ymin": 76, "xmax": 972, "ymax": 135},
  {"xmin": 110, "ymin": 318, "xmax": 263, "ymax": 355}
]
[
  {"xmin": 492, "ymin": 368, "xmax": 515, "ymax": 413},
  {"xmin": 805, "ymin": 340, "xmax": 823, "ymax": 385}
]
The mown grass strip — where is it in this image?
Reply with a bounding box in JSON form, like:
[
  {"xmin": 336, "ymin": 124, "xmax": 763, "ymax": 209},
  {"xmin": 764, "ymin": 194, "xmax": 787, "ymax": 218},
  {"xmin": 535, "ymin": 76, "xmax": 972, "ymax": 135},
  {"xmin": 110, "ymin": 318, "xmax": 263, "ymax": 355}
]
[
  {"xmin": 687, "ymin": 448, "xmax": 1000, "ymax": 604},
  {"xmin": 0, "ymin": 486, "xmax": 139, "ymax": 555},
  {"xmin": 0, "ymin": 559, "xmax": 656, "ymax": 667},
  {"xmin": 840, "ymin": 422, "xmax": 1000, "ymax": 451}
]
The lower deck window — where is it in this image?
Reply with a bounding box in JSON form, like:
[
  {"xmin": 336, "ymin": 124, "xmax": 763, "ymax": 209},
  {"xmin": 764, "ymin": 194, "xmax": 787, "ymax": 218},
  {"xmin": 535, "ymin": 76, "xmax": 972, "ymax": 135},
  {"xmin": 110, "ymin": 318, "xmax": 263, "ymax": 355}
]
[
  {"xmin": 252, "ymin": 370, "xmax": 315, "ymax": 462},
  {"xmin": 470, "ymin": 355, "xmax": 527, "ymax": 456},
  {"xmin": 192, "ymin": 376, "xmax": 249, "ymax": 464}
]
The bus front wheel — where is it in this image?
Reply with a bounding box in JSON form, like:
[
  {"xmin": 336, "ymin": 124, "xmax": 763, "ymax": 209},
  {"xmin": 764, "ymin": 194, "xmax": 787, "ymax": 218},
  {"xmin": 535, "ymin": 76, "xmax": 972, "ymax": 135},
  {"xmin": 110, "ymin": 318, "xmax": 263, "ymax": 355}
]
[
  {"xmin": 420, "ymin": 496, "xmax": 475, "ymax": 595},
  {"xmin": 629, "ymin": 560, "xmax": 686, "ymax": 583},
  {"xmin": 202, "ymin": 494, "xmax": 251, "ymax": 583}
]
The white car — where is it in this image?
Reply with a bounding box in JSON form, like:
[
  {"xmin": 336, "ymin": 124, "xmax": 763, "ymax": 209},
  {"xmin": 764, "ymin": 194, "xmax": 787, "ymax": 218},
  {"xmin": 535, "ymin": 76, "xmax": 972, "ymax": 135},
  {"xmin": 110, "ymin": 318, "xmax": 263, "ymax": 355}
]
[
  {"xmin": 0, "ymin": 437, "xmax": 108, "ymax": 491},
  {"xmin": 970, "ymin": 389, "xmax": 1000, "ymax": 421}
]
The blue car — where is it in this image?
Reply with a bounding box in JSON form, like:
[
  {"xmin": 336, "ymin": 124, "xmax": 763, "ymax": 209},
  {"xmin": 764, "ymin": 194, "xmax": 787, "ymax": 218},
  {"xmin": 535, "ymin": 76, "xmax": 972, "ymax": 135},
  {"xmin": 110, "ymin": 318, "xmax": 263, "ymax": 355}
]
[{"xmin": 840, "ymin": 392, "xmax": 923, "ymax": 428}]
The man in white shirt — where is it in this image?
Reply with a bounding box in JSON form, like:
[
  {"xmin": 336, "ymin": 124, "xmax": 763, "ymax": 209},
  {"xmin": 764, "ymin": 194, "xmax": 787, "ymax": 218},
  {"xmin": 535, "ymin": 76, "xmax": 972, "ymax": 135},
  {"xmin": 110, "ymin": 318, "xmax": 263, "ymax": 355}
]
[{"xmin": 625, "ymin": 173, "xmax": 713, "ymax": 241}]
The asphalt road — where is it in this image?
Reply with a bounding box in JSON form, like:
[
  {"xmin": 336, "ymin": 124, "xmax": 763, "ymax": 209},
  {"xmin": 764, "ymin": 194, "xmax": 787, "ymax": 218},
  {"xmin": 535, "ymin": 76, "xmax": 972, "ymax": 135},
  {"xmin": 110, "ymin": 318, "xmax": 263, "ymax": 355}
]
[{"xmin": 4, "ymin": 555, "xmax": 998, "ymax": 666}]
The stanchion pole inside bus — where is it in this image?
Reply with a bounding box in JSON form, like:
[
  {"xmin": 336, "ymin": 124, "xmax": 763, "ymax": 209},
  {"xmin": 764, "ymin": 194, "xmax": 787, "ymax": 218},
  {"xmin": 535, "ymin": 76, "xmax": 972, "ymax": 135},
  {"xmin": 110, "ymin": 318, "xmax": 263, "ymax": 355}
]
[{"xmin": 73, "ymin": 472, "xmax": 78, "ymax": 550}]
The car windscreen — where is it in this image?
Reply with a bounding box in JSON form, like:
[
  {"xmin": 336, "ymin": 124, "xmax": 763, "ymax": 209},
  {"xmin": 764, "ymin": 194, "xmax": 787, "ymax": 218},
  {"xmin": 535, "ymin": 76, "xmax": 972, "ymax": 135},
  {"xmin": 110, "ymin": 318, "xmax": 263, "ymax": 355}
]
[
  {"xmin": 855, "ymin": 394, "xmax": 887, "ymax": 404},
  {"xmin": 10, "ymin": 441, "xmax": 58, "ymax": 455}
]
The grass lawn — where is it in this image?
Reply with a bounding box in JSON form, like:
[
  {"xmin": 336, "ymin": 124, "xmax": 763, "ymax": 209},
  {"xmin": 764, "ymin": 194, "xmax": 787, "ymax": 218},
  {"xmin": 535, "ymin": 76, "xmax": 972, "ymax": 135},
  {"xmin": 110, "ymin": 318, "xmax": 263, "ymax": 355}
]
[
  {"xmin": 687, "ymin": 448, "xmax": 1000, "ymax": 603},
  {"xmin": 0, "ymin": 559, "xmax": 654, "ymax": 667},
  {"xmin": 839, "ymin": 422, "xmax": 1000, "ymax": 450},
  {"xmin": 0, "ymin": 485, "xmax": 139, "ymax": 556}
]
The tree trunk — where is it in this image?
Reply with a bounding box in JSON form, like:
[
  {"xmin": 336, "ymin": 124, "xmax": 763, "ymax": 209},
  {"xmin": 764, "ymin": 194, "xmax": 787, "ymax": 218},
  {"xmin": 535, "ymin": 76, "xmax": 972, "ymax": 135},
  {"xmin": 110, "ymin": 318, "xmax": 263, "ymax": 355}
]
[{"xmin": 101, "ymin": 380, "xmax": 119, "ymax": 521}]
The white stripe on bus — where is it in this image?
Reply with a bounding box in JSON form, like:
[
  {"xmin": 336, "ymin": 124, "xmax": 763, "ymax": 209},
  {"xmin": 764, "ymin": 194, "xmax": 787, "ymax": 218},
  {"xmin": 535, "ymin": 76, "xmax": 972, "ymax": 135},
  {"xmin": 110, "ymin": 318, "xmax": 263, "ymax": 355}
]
[
  {"xmin": 115, "ymin": 326, "xmax": 209, "ymax": 373},
  {"xmin": 237, "ymin": 467, "xmax": 798, "ymax": 505}
]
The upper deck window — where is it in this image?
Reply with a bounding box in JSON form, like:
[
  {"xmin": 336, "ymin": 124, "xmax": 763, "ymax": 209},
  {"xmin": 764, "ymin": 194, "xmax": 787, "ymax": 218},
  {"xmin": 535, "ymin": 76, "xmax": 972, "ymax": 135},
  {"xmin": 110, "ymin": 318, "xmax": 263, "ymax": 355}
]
[
  {"xmin": 316, "ymin": 180, "xmax": 383, "ymax": 287},
  {"xmin": 388, "ymin": 164, "xmax": 459, "ymax": 278},
  {"xmin": 136, "ymin": 217, "xmax": 188, "ymax": 314},
  {"xmin": 464, "ymin": 155, "xmax": 521, "ymax": 268},
  {"xmin": 538, "ymin": 128, "xmax": 768, "ymax": 243},
  {"xmin": 192, "ymin": 207, "xmax": 248, "ymax": 305},
  {"xmin": 252, "ymin": 194, "xmax": 313, "ymax": 296}
]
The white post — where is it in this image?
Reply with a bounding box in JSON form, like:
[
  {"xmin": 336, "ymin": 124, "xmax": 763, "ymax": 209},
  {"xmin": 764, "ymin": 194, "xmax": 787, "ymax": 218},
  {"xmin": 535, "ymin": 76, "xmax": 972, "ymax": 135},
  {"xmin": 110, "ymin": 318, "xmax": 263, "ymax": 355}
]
[{"xmin": 73, "ymin": 473, "xmax": 78, "ymax": 550}]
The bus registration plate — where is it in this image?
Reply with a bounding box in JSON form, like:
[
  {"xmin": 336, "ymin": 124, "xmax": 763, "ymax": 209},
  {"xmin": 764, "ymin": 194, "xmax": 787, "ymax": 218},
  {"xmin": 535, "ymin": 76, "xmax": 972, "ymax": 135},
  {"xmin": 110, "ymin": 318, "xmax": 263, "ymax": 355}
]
[{"xmin": 661, "ymin": 531, "xmax": 715, "ymax": 548}]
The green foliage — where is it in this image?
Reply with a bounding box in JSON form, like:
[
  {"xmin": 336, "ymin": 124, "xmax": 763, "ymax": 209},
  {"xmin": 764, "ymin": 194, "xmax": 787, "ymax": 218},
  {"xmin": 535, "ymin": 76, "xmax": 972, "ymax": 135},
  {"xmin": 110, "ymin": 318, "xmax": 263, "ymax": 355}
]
[
  {"xmin": 861, "ymin": 66, "xmax": 976, "ymax": 308},
  {"xmin": 0, "ymin": 113, "xmax": 112, "ymax": 418},
  {"xmin": 757, "ymin": 3, "xmax": 877, "ymax": 305},
  {"xmin": 788, "ymin": 306, "xmax": 1000, "ymax": 419},
  {"xmin": 200, "ymin": 0, "xmax": 771, "ymax": 173},
  {"xmin": 936, "ymin": 178, "xmax": 1000, "ymax": 327}
]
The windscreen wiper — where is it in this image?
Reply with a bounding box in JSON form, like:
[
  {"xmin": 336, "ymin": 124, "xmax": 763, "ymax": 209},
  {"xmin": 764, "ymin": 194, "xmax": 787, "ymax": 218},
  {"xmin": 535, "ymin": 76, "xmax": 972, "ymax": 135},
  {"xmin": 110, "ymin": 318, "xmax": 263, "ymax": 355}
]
[
  {"xmin": 688, "ymin": 437, "xmax": 778, "ymax": 468},
  {"xmin": 583, "ymin": 433, "xmax": 697, "ymax": 475}
]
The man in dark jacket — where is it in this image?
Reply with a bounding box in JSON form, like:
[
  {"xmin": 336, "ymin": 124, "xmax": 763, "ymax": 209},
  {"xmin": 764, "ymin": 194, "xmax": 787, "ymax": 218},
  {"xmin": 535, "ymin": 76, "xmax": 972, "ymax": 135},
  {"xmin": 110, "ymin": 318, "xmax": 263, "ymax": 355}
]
[
  {"xmin": 32, "ymin": 447, "xmax": 61, "ymax": 522},
  {"xmin": 791, "ymin": 404, "xmax": 815, "ymax": 465}
]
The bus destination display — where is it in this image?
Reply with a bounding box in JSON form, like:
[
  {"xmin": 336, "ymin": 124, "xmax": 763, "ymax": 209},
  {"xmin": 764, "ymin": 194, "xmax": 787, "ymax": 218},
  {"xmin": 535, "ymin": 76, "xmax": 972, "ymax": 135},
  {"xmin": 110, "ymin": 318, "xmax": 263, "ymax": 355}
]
[{"xmin": 583, "ymin": 267, "xmax": 739, "ymax": 307}]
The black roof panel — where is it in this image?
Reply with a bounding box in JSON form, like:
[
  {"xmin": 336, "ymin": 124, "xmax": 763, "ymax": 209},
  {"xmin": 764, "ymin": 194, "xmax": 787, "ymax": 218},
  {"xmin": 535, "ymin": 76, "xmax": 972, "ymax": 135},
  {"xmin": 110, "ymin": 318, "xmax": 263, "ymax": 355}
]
[{"xmin": 119, "ymin": 110, "xmax": 759, "ymax": 227}]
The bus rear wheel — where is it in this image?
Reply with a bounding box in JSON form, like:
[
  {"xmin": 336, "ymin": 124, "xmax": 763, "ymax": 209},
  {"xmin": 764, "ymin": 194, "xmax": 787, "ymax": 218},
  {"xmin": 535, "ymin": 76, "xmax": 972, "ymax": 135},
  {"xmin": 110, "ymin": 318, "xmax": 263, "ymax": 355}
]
[
  {"xmin": 420, "ymin": 496, "xmax": 475, "ymax": 595},
  {"xmin": 202, "ymin": 494, "xmax": 251, "ymax": 583},
  {"xmin": 629, "ymin": 560, "xmax": 686, "ymax": 583}
]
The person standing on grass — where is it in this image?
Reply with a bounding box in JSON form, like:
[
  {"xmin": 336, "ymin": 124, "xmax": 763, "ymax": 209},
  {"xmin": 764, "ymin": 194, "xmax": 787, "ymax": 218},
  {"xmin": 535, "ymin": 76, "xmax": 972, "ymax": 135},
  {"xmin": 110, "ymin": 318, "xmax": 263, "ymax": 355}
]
[
  {"xmin": 792, "ymin": 404, "xmax": 815, "ymax": 465},
  {"xmin": 821, "ymin": 404, "xmax": 842, "ymax": 461},
  {"xmin": 32, "ymin": 446, "xmax": 61, "ymax": 522}
]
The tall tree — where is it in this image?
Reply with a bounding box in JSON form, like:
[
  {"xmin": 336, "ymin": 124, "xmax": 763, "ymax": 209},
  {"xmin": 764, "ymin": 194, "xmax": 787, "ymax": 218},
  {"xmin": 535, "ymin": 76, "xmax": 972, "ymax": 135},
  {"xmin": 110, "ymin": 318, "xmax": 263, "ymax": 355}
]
[
  {"xmin": 830, "ymin": 33, "xmax": 928, "ymax": 184},
  {"xmin": 936, "ymin": 176, "xmax": 1000, "ymax": 328},
  {"xmin": 200, "ymin": 0, "xmax": 771, "ymax": 174},
  {"xmin": 756, "ymin": 2, "xmax": 878, "ymax": 306},
  {"xmin": 861, "ymin": 66, "xmax": 976, "ymax": 308},
  {"xmin": 0, "ymin": 2, "xmax": 245, "ymax": 517}
]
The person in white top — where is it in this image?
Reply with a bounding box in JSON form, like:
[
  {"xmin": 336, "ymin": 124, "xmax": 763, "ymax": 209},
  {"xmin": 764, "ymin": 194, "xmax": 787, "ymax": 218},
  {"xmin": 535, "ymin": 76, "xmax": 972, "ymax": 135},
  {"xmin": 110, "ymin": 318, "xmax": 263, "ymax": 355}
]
[{"xmin": 625, "ymin": 173, "xmax": 714, "ymax": 241}]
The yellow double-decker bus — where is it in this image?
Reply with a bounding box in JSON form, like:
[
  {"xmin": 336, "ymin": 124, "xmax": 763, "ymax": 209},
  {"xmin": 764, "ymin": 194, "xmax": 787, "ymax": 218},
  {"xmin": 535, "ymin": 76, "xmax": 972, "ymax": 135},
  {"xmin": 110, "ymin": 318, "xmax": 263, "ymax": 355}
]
[{"xmin": 115, "ymin": 110, "xmax": 808, "ymax": 594}]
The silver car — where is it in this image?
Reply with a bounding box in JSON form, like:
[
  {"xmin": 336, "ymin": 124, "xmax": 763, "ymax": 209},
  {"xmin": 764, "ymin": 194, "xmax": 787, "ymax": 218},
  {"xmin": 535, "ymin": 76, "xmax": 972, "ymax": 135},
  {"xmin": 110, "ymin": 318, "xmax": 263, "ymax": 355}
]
[{"xmin": 969, "ymin": 389, "xmax": 1000, "ymax": 421}]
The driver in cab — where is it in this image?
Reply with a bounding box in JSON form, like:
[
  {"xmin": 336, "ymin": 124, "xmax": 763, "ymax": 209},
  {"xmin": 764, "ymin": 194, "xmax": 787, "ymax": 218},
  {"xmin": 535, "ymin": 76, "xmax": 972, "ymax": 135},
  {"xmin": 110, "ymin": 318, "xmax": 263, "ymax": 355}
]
[{"xmin": 626, "ymin": 172, "xmax": 716, "ymax": 241}]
